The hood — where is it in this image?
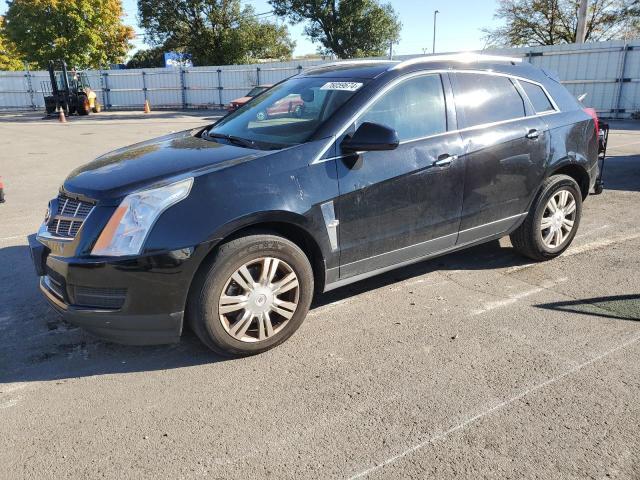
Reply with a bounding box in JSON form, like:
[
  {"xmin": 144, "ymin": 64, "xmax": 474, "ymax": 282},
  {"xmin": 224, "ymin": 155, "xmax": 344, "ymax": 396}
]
[{"xmin": 63, "ymin": 129, "xmax": 268, "ymax": 201}]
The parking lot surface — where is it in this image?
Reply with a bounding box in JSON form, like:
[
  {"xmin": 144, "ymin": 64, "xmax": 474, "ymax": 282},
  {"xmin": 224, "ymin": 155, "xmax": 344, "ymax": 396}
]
[{"xmin": 1, "ymin": 111, "xmax": 639, "ymax": 479}]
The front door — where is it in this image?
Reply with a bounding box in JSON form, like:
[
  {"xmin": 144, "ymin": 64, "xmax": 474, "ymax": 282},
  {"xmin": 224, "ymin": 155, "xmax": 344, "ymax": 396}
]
[{"xmin": 335, "ymin": 73, "xmax": 466, "ymax": 278}]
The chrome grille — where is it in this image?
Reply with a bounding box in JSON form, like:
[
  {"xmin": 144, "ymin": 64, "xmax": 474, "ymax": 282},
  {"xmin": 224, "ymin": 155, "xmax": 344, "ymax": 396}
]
[
  {"xmin": 47, "ymin": 194, "xmax": 94, "ymax": 239},
  {"xmin": 57, "ymin": 195, "xmax": 93, "ymax": 217}
]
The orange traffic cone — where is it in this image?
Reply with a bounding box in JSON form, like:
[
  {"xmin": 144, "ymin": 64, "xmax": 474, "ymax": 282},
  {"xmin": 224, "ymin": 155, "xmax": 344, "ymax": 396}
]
[
  {"xmin": 0, "ymin": 176, "xmax": 5, "ymax": 203},
  {"xmin": 144, "ymin": 100, "xmax": 151, "ymax": 113},
  {"xmin": 58, "ymin": 108, "xmax": 67, "ymax": 123}
]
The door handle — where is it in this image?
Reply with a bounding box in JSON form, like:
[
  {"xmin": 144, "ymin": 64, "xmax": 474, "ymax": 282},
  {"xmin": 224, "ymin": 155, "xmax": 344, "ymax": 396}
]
[
  {"xmin": 434, "ymin": 154, "xmax": 458, "ymax": 167},
  {"xmin": 526, "ymin": 129, "xmax": 540, "ymax": 139}
]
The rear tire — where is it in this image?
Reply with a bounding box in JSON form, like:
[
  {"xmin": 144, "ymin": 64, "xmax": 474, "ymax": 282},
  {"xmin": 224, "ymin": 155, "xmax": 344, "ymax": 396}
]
[
  {"xmin": 510, "ymin": 174, "xmax": 582, "ymax": 261},
  {"xmin": 187, "ymin": 233, "xmax": 314, "ymax": 357}
]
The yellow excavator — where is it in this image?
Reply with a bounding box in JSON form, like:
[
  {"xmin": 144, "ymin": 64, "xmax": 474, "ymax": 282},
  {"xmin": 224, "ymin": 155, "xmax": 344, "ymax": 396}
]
[{"xmin": 42, "ymin": 60, "xmax": 101, "ymax": 116}]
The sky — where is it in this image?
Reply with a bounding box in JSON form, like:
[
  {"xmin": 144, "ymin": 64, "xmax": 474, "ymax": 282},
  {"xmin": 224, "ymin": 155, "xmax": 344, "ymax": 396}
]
[{"xmin": 1, "ymin": 0, "xmax": 502, "ymax": 58}]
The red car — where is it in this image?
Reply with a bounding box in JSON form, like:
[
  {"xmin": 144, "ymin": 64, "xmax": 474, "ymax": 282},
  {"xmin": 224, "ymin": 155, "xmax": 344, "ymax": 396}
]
[
  {"xmin": 227, "ymin": 85, "xmax": 272, "ymax": 112},
  {"xmin": 261, "ymin": 94, "xmax": 305, "ymax": 120}
]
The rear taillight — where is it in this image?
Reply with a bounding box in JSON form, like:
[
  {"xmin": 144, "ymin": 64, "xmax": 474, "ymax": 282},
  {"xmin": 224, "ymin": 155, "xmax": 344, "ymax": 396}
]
[{"xmin": 584, "ymin": 107, "xmax": 599, "ymax": 136}]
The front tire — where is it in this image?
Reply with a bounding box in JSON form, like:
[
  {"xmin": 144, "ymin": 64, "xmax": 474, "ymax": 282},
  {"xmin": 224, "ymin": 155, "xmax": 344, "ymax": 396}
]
[
  {"xmin": 510, "ymin": 174, "xmax": 582, "ymax": 261},
  {"xmin": 77, "ymin": 95, "xmax": 91, "ymax": 115},
  {"xmin": 187, "ymin": 233, "xmax": 314, "ymax": 356}
]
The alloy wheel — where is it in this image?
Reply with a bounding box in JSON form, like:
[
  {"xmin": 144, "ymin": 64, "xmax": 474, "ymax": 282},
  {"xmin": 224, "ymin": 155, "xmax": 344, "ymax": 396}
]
[
  {"xmin": 540, "ymin": 189, "xmax": 576, "ymax": 248},
  {"xmin": 218, "ymin": 257, "xmax": 299, "ymax": 342}
]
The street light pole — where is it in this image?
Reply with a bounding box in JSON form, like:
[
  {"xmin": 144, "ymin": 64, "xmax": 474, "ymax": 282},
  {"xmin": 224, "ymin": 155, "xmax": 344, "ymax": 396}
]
[
  {"xmin": 575, "ymin": 0, "xmax": 588, "ymax": 43},
  {"xmin": 433, "ymin": 10, "xmax": 440, "ymax": 54}
]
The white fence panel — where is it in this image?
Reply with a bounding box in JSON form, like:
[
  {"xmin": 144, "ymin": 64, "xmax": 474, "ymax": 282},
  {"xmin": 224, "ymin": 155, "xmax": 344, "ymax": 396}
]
[
  {"xmin": 0, "ymin": 72, "xmax": 31, "ymax": 109},
  {"xmin": 1, "ymin": 40, "xmax": 639, "ymax": 117}
]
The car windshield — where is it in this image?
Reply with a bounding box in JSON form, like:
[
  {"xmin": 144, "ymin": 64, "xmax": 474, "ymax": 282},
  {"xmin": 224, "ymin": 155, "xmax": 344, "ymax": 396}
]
[
  {"xmin": 247, "ymin": 86, "xmax": 268, "ymax": 97},
  {"xmin": 207, "ymin": 77, "xmax": 367, "ymax": 149}
]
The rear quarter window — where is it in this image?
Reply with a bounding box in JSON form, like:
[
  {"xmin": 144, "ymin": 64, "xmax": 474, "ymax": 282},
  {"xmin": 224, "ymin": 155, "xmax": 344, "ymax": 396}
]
[
  {"xmin": 453, "ymin": 73, "xmax": 525, "ymax": 128},
  {"xmin": 521, "ymin": 81, "xmax": 555, "ymax": 113}
]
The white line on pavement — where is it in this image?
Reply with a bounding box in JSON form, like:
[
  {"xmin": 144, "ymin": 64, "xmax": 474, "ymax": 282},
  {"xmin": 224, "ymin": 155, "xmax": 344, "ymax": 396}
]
[
  {"xmin": 470, "ymin": 277, "xmax": 568, "ymax": 315},
  {"xmin": 0, "ymin": 397, "xmax": 21, "ymax": 410},
  {"xmin": 504, "ymin": 232, "xmax": 640, "ymax": 274},
  {"xmin": 575, "ymin": 224, "xmax": 610, "ymax": 239},
  {"xmin": 606, "ymin": 139, "xmax": 640, "ymax": 150},
  {"xmin": 0, "ymin": 383, "xmax": 28, "ymax": 395},
  {"xmin": 0, "ymin": 234, "xmax": 29, "ymax": 244},
  {"xmin": 347, "ymin": 332, "xmax": 640, "ymax": 480},
  {"xmin": 564, "ymin": 232, "xmax": 640, "ymax": 256}
]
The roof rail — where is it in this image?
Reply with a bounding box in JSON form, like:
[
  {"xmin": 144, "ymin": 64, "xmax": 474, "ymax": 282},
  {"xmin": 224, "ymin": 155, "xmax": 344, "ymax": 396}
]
[
  {"xmin": 304, "ymin": 59, "xmax": 397, "ymax": 72},
  {"xmin": 389, "ymin": 52, "xmax": 523, "ymax": 71}
]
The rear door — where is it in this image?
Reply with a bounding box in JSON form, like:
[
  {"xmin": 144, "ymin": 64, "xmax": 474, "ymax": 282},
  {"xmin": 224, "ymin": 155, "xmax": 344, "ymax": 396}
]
[
  {"xmin": 335, "ymin": 73, "xmax": 466, "ymax": 278},
  {"xmin": 451, "ymin": 72, "xmax": 549, "ymax": 244}
]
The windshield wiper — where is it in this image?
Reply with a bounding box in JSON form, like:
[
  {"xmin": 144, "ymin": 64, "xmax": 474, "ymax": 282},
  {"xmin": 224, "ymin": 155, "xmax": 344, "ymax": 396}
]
[
  {"xmin": 204, "ymin": 131, "xmax": 256, "ymax": 148},
  {"xmin": 204, "ymin": 130, "xmax": 288, "ymax": 150}
]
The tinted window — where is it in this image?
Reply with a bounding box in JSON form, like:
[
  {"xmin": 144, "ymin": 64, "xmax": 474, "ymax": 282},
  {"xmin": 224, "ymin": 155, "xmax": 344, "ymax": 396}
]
[
  {"xmin": 521, "ymin": 81, "xmax": 555, "ymax": 113},
  {"xmin": 247, "ymin": 86, "xmax": 268, "ymax": 97},
  {"xmin": 211, "ymin": 77, "xmax": 366, "ymax": 148},
  {"xmin": 357, "ymin": 75, "xmax": 447, "ymax": 141},
  {"xmin": 453, "ymin": 73, "xmax": 525, "ymax": 127}
]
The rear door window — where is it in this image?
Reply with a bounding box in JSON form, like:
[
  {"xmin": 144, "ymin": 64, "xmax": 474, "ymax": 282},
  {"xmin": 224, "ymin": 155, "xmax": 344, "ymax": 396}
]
[
  {"xmin": 521, "ymin": 81, "xmax": 555, "ymax": 113},
  {"xmin": 357, "ymin": 74, "xmax": 447, "ymax": 142},
  {"xmin": 453, "ymin": 73, "xmax": 525, "ymax": 128}
]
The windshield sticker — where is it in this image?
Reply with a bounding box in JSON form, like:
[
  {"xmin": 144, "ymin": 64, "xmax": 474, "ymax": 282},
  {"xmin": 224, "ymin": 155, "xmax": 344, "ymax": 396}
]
[{"xmin": 320, "ymin": 82, "xmax": 363, "ymax": 92}]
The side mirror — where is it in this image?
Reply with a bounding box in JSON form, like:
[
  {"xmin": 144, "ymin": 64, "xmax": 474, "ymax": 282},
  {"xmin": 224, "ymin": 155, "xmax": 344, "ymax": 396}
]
[
  {"xmin": 300, "ymin": 89, "xmax": 315, "ymax": 103},
  {"xmin": 341, "ymin": 122, "xmax": 400, "ymax": 153}
]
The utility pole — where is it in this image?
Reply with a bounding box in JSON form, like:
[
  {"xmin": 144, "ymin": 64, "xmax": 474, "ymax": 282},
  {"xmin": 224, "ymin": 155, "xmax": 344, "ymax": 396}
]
[
  {"xmin": 576, "ymin": 0, "xmax": 588, "ymax": 43},
  {"xmin": 433, "ymin": 10, "xmax": 440, "ymax": 54},
  {"xmin": 389, "ymin": 39, "xmax": 393, "ymax": 60}
]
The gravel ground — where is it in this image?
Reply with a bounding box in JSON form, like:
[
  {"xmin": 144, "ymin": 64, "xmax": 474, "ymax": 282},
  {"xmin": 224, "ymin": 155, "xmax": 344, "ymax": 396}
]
[{"xmin": 0, "ymin": 111, "xmax": 639, "ymax": 479}]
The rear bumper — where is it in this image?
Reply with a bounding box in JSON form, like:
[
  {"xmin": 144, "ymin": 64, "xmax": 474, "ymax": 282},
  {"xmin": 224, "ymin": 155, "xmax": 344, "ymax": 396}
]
[
  {"xmin": 593, "ymin": 121, "xmax": 609, "ymax": 195},
  {"xmin": 29, "ymin": 233, "xmax": 210, "ymax": 345}
]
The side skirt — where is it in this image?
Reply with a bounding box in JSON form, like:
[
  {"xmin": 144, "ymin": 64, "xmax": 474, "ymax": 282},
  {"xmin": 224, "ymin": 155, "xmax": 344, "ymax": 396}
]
[{"xmin": 323, "ymin": 213, "xmax": 526, "ymax": 293}]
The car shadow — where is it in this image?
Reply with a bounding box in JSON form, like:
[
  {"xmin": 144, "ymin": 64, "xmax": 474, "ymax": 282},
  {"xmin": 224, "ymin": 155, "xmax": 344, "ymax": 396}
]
[
  {"xmin": 0, "ymin": 239, "xmax": 528, "ymax": 385},
  {"xmin": 312, "ymin": 239, "xmax": 528, "ymax": 308},
  {"xmin": 0, "ymin": 245, "xmax": 229, "ymax": 385},
  {"xmin": 603, "ymin": 119, "xmax": 640, "ymax": 132},
  {"xmin": 599, "ymin": 154, "xmax": 640, "ymax": 193},
  {"xmin": 535, "ymin": 294, "xmax": 640, "ymax": 321}
]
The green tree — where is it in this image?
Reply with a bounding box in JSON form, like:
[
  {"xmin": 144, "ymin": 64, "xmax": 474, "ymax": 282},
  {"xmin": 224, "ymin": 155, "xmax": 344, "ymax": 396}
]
[
  {"xmin": 3, "ymin": 0, "xmax": 135, "ymax": 69},
  {"xmin": 137, "ymin": 0, "xmax": 295, "ymax": 65},
  {"xmin": 126, "ymin": 47, "xmax": 165, "ymax": 68},
  {"xmin": 269, "ymin": 0, "xmax": 401, "ymax": 58},
  {"xmin": 483, "ymin": 0, "xmax": 640, "ymax": 46},
  {"xmin": 0, "ymin": 16, "xmax": 24, "ymax": 70}
]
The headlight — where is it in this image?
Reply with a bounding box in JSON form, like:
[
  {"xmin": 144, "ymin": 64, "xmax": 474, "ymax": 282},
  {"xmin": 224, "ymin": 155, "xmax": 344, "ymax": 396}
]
[{"xmin": 91, "ymin": 177, "xmax": 193, "ymax": 257}]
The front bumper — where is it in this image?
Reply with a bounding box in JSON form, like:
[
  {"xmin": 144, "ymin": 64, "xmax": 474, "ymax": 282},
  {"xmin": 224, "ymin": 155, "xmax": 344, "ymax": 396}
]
[{"xmin": 29, "ymin": 233, "xmax": 209, "ymax": 345}]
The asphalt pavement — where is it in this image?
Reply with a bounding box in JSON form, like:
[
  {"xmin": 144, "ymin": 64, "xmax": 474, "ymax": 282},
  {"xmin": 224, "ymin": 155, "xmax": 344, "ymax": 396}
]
[{"xmin": 0, "ymin": 111, "xmax": 639, "ymax": 479}]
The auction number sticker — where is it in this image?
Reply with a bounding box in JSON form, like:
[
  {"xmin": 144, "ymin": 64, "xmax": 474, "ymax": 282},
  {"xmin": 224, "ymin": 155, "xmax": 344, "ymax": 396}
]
[{"xmin": 320, "ymin": 82, "xmax": 363, "ymax": 91}]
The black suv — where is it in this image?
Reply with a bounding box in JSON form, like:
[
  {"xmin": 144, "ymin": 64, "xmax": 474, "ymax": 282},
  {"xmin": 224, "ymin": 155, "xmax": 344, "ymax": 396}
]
[{"xmin": 30, "ymin": 54, "xmax": 602, "ymax": 356}]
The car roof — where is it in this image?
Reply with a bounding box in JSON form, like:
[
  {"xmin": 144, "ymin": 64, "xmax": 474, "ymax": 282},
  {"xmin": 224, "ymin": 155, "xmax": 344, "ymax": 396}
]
[
  {"xmin": 301, "ymin": 60, "xmax": 397, "ymax": 79},
  {"xmin": 300, "ymin": 53, "xmax": 543, "ymax": 82}
]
